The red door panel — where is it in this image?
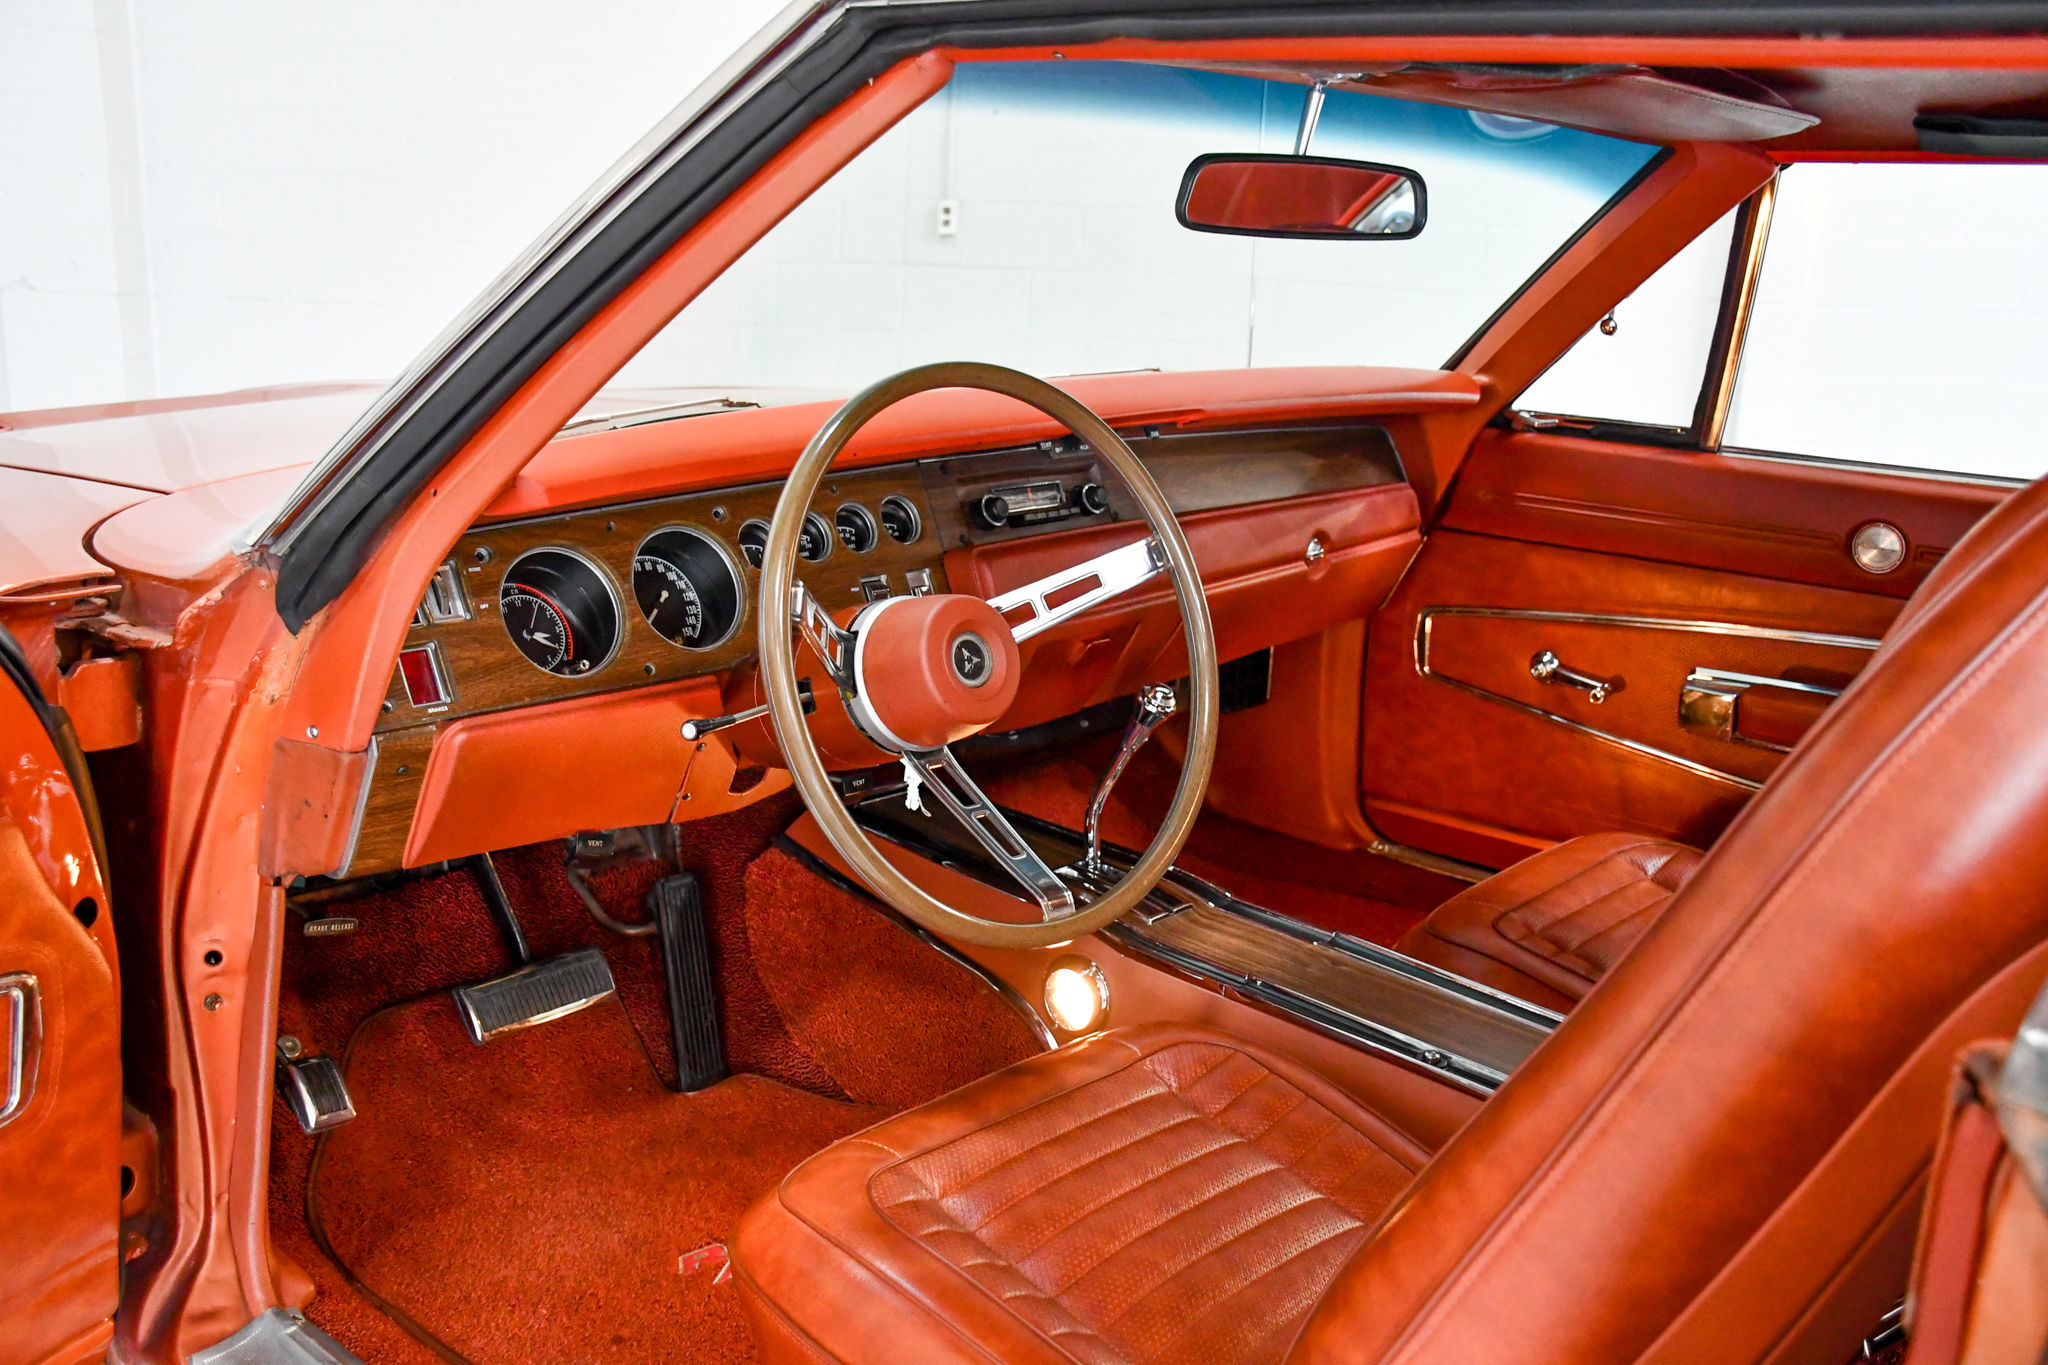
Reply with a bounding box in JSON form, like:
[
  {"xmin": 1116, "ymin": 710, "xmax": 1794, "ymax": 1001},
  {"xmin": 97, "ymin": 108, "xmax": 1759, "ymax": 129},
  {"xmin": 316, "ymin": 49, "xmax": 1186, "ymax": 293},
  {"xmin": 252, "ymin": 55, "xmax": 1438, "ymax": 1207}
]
[
  {"xmin": 1361, "ymin": 433, "xmax": 2006, "ymax": 866},
  {"xmin": 1442, "ymin": 429, "xmax": 2004, "ymax": 598},
  {"xmin": 0, "ymin": 633, "xmax": 121, "ymax": 1365}
]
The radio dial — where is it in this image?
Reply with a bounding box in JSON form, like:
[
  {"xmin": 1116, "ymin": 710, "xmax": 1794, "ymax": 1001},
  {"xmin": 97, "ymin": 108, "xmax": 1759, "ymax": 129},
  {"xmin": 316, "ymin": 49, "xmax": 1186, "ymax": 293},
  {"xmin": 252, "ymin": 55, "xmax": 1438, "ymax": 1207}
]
[
  {"xmin": 977, "ymin": 493, "xmax": 1013, "ymax": 528},
  {"xmin": 1076, "ymin": 482, "xmax": 1110, "ymax": 516}
]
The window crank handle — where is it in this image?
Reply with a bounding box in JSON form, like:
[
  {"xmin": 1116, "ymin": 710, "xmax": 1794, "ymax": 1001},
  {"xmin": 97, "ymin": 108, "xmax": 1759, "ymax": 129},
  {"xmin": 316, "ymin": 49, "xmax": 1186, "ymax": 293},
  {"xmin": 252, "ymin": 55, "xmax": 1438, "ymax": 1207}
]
[{"xmin": 1529, "ymin": 650, "xmax": 1619, "ymax": 704}]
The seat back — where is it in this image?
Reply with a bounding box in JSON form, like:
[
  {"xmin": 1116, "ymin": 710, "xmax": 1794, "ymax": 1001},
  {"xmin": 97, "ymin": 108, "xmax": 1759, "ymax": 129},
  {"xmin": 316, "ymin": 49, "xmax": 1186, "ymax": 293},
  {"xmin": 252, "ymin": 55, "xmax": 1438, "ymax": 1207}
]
[{"xmin": 1293, "ymin": 475, "xmax": 2048, "ymax": 1364}]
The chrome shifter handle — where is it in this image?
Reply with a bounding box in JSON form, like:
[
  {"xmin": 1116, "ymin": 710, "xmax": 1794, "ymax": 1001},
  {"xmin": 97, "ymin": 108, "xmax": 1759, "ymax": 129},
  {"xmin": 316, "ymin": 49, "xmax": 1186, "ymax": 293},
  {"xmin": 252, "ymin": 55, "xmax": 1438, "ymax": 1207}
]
[{"xmin": 1084, "ymin": 683, "xmax": 1179, "ymax": 875}]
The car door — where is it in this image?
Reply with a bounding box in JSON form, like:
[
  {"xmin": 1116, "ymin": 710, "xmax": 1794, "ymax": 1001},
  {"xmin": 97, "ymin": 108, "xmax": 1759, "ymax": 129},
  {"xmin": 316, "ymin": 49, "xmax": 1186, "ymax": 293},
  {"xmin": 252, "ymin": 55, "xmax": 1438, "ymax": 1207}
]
[
  {"xmin": 1362, "ymin": 428, "xmax": 2002, "ymax": 866},
  {"xmin": 1359, "ymin": 164, "xmax": 2032, "ymax": 868},
  {"xmin": 0, "ymin": 627, "xmax": 122, "ymax": 1364}
]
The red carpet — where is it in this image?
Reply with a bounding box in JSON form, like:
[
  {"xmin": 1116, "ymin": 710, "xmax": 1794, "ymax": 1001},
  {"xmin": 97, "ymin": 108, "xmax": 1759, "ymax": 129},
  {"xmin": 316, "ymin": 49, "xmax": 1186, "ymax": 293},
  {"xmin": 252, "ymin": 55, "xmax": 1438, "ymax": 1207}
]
[
  {"xmin": 743, "ymin": 848, "xmax": 1042, "ymax": 1108},
  {"xmin": 274, "ymin": 795, "xmax": 1048, "ymax": 1360},
  {"xmin": 310, "ymin": 995, "xmax": 885, "ymax": 1365}
]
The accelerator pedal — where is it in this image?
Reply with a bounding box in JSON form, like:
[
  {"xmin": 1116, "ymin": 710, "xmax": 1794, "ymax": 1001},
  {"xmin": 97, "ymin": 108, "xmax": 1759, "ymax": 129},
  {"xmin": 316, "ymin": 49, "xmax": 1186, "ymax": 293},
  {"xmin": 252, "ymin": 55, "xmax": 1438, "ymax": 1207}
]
[
  {"xmin": 649, "ymin": 873, "xmax": 728, "ymax": 1091},
  {"xmin": 452, "ymin": 946, "xmax": 616, "ymax": 1045}
]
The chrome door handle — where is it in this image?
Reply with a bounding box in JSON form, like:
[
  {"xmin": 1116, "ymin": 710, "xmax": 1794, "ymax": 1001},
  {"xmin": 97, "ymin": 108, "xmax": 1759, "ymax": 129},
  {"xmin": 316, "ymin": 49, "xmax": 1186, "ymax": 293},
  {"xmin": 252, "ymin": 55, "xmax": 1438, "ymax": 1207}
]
[
  {"xmin": 0, "ymin": 973, "xmax": 41, "ymax": 1128},
  {"xmin": 1529, "ymin": 650, "xmax": 1619, "ymax": 704}
]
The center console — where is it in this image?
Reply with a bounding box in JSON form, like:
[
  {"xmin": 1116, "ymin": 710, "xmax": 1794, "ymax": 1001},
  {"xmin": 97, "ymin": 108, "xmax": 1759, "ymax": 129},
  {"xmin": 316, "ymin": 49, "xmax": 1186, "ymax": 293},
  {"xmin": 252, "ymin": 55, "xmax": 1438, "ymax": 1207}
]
[{"xmin": 828, "ymin": 785, "xmax": 1560, "ymax": 1096}]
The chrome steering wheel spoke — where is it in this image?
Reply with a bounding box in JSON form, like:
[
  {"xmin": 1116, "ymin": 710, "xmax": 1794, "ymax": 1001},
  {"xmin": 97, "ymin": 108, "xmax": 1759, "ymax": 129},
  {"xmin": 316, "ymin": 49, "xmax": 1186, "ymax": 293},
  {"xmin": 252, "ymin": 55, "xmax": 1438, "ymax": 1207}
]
[
  {"xmin": 988, "ymin": 536, "xmax": 1165, "ymax": 642},
  {"xmin": 902, "ymin": 746, "xmax": 1078, "ymax": 921}
]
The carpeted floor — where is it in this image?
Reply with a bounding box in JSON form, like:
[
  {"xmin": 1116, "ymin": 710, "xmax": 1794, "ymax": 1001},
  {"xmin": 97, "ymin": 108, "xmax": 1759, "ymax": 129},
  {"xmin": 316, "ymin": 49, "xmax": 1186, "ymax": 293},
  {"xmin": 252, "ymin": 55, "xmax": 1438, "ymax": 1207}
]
[
  {"xmin": 273, "ymin": 794, "xmax": 1044, "ymax": 1363},
  {"xmin": 976, "ymin": 738, "xmax": 1466, "ymax": 946},
  {"xmin": 743, "ymin": 846, "xmax": 1041, "ymax": 1108},
  {"xmin": 309, "ymin": 995, "xmax": 885, "ymax": 1365}
]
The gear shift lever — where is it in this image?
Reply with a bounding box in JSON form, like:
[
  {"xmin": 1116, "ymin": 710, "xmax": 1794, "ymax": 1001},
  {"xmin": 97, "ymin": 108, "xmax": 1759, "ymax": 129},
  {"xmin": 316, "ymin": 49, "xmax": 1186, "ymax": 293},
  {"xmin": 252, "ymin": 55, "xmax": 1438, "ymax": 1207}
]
[{"xmin": 1084, "ymin": 683, "xmax": 1179, "ymax": 876}]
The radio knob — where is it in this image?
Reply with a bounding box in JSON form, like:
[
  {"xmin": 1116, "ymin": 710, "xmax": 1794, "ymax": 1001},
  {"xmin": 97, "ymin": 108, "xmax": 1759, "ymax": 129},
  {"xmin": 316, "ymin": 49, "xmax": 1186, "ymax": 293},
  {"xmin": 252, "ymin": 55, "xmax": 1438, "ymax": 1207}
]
[
  {"xmin": 976, "ymin": 493, "xmax": 1013, "ymax": 528},
  {"xmin": 1076, "ymin": 482, "xmax": 1110, "ymax": 516}
]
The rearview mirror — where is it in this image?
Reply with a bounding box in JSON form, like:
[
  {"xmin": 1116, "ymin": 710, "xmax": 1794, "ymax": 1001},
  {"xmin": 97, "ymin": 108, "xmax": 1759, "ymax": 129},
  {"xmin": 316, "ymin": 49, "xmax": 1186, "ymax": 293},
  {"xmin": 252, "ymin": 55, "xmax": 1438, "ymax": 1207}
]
[{"xmin": 1176, "ymin": 153, "xmax": 1426, "ymax": 240}]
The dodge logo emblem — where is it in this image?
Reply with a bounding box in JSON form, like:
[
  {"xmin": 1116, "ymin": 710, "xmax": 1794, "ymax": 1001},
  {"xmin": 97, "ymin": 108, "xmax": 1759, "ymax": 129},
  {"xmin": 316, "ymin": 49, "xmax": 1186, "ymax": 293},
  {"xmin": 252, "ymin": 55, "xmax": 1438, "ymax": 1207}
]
[{"xmin": 951, "ymin": 633, "xmax": 991, "ymax": 687}]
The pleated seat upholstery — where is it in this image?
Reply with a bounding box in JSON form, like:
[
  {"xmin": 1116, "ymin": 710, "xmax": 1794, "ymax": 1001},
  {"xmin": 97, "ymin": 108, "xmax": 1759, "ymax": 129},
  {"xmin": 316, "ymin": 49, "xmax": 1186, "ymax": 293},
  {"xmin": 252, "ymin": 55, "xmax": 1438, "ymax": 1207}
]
[{"xmin": 732, "ymin": 1023, "xmax": 1428, "ymax": 1365}]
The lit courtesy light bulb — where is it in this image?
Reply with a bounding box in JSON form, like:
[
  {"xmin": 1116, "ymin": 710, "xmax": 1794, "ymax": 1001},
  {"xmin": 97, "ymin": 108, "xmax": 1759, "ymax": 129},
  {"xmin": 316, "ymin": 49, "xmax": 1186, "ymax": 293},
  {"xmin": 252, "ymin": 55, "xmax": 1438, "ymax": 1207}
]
[{"xmin": 1043, "ymin": 957, "xmax": 1110, "ymax": 1034}]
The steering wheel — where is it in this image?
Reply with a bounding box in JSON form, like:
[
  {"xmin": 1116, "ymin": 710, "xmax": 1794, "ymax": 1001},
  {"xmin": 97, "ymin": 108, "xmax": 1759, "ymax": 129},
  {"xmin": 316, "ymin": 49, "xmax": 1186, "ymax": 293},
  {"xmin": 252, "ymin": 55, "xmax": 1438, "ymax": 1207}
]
[{"xmin": 757, "ymin": 362, "xmax": 1218, "ymax": 949}]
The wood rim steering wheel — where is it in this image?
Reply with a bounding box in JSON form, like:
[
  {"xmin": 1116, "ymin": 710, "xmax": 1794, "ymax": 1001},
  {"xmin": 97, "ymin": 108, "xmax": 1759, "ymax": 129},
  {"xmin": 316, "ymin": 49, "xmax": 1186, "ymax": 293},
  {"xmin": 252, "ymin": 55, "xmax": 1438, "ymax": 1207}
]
[{"xmin": 758, "ymin": 362, "xmax": 1219, "ymax": 949}]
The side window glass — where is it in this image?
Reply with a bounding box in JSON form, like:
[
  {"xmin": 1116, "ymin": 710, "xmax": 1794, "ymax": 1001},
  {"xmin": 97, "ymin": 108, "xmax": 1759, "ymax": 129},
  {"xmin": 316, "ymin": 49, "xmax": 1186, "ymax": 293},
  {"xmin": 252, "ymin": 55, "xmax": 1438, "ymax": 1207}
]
[
  {"xmin": 1515, "ymin": 208, "xmax": 1737, "ymax": 431},
  {"xmin": 1725, "ymin": 163, "xmax": 2048, "ymax": 482}
]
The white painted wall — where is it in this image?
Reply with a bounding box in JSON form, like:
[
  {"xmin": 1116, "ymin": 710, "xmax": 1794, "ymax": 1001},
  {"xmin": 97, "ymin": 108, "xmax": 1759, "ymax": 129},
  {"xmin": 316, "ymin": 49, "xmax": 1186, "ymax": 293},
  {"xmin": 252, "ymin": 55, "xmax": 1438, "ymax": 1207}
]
[
  {"xmin": 1517, "ymin": 162, "xmax": 2048, "ymax": 482},
  {"xmin": 0, "ymin": 0, "xmax": 784, "ymax": 411}
]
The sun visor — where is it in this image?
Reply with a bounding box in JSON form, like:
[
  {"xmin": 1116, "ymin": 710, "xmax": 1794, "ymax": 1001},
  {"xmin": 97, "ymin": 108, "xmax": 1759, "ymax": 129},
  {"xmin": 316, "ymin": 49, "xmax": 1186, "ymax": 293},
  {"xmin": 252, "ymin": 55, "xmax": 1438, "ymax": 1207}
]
[
  {"xmin": 1183, "ymin": 62, "xmax": 1820, "ymax": 145},
  {"xmin": 1351, "ymin": 64, "xmax": 1819, "ymax": 144}
]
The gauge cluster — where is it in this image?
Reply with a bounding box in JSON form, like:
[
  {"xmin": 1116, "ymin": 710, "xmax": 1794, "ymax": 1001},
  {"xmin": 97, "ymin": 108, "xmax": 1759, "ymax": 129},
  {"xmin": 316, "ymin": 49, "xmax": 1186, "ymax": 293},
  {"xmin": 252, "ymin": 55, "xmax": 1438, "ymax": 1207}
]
[{"xmin": 379, "ymin": 470, "xmax": 945, "ymax": 730}]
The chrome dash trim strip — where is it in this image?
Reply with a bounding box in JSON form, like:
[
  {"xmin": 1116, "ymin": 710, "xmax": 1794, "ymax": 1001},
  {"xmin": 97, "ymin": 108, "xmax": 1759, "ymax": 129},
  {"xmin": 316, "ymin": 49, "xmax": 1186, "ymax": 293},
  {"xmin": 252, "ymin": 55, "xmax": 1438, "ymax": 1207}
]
[
  {"xmin": 1413, "ymin": 607, "xmax": 1880, "ymax": 792},
  {"xmin": 329, "ymin": 734, "xmax": 381, "ymax": 880}
]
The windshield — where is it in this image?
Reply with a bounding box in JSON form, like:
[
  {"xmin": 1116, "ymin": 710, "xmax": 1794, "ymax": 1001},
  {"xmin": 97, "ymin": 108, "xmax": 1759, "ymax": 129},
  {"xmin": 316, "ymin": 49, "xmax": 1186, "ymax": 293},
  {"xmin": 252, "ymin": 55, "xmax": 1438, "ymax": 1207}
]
[{"xmin": 615, "ymin": 60, "xmax": 1661, "ymax": 390}]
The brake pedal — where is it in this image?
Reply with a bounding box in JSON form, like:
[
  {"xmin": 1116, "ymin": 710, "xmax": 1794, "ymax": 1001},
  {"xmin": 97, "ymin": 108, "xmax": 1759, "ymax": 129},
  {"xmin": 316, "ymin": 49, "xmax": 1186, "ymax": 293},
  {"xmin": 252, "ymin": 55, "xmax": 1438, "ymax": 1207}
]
[
  {"xmin": 649, "ymin": 873, "xmax": 727, "ymax": 1092},
  {"xmin": 452, "ymin": 947, "xmax": 616, "ymax": 1045},
  {"xmin": 276, "ymin": 1038, "xmax": 356, "ymax": 1134}
]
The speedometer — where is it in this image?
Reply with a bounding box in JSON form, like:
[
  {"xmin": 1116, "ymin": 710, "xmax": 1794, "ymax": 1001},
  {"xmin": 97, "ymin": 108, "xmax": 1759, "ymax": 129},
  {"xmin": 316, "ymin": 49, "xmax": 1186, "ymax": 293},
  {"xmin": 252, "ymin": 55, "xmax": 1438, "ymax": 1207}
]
[{"xmin": 632, "ymin": 527, "xmax": 743, "ymax": 649}]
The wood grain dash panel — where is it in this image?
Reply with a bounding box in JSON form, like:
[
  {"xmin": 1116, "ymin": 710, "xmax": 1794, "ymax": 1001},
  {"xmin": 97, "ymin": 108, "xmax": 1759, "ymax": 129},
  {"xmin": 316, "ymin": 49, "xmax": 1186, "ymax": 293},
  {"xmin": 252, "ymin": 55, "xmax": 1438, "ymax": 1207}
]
[
  {"xmin": 342, "ymin": 725, "xmax": 436, "ymax": 877},
  {"xmin": 378, "ymin": 465, "xmax": 944, "ymax": 732}
]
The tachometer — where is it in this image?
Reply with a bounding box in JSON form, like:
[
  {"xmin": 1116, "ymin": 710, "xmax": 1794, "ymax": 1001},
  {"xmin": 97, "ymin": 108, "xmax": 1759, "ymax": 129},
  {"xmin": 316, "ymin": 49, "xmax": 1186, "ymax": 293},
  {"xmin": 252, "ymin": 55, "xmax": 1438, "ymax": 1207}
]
[
  {"xmin": 633, "ymin": 527, "xmax": 743, "ymax": 649},
  {"xmin": 499, "ymin": 549, "xmax": 621, "ymax": 676}
]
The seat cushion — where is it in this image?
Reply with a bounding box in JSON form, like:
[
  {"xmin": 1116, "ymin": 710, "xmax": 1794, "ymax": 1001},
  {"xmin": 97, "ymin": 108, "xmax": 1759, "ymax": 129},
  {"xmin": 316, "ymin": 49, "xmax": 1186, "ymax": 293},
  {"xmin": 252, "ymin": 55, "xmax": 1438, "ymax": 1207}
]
[
  {"xmin": 732, "ymin": 1022, "xmax": 1429, "ymax": 1365},
  {"xmin": 1396, "ymin": 832, "xmax": 1702, "ymax": 1012}
]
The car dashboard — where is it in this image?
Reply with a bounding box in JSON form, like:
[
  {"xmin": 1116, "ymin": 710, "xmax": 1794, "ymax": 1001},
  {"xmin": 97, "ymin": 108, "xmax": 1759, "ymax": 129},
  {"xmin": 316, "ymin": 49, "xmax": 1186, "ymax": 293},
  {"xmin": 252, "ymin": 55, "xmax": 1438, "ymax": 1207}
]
[{"xmin": 334, "ymin": 415, "xmax": 1419, "ymax": 879}]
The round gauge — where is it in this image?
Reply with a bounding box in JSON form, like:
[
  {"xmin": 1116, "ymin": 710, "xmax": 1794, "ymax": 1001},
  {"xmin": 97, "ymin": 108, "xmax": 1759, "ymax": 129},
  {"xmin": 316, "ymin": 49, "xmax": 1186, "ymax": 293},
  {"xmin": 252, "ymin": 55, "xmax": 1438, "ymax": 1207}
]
[
  {"xmin": 737, "ymin": 519, "xmax": 770, "ymax": 569},
  {"xmin": 633, "ymin": 527, "xmax": 743, "ymax": 649},
  {"xmin": 835, "ymin": 503, "xmax": 878, "ymax": 554},
  {"xmin": 878, "ymin": 494, "xmax": 921, "ymax": 546},
  {"xmin": 499, "ymin": 549, "xmax": 621, "ymax": 676},
  {"xmin": 798, "ymin": 511, "xmax": 834, "ymax": 563}
]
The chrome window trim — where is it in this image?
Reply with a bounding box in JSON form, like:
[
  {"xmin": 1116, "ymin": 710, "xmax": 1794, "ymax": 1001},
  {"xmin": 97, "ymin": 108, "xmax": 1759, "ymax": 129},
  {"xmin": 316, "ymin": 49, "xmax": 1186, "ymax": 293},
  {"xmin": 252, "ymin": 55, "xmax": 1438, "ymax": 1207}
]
[
  {"xmin": 1720, "ymin": 444, "xmax": 2033, "ymax": 491},
  {"xmin": 1413, "ymin": 606, "xmax": 1881, "ymax": 792}
]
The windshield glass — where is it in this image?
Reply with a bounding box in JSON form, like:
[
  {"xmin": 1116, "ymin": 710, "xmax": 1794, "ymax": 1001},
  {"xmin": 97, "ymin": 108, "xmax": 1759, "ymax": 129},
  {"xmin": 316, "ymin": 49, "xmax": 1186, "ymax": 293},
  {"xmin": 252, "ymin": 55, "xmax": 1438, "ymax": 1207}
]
[{"xmin": 615, "ymin": 60, "xmax": 1661, "ymax": 390}]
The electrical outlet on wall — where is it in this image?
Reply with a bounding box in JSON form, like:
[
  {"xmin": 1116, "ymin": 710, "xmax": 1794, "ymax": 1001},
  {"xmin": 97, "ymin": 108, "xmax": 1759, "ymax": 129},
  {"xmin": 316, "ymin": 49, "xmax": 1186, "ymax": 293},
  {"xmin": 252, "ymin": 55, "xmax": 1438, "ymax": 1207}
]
[{"xmin": 935, "ymin": 198, "xmax": 959, "ymax": 236}]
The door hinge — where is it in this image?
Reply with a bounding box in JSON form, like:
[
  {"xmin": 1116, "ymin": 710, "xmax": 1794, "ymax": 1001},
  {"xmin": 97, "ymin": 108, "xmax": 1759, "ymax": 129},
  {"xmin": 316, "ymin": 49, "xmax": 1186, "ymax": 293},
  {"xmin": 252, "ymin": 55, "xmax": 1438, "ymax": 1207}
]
[{"xmin": 57, "ymin": 654, "xmax": 144, "ymax": 752}]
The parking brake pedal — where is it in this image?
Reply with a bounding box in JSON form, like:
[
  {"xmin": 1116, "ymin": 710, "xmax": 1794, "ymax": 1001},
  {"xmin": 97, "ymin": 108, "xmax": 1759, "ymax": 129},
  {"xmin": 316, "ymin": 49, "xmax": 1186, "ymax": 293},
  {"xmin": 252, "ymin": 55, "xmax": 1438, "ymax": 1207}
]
[
  {"xmin": 648, "ymin": 873, "xmax": 727, "ymax": 1091},
  {"xmin": 452, "ymin": 946, "xmax": 617, "ymax": 1045}
]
